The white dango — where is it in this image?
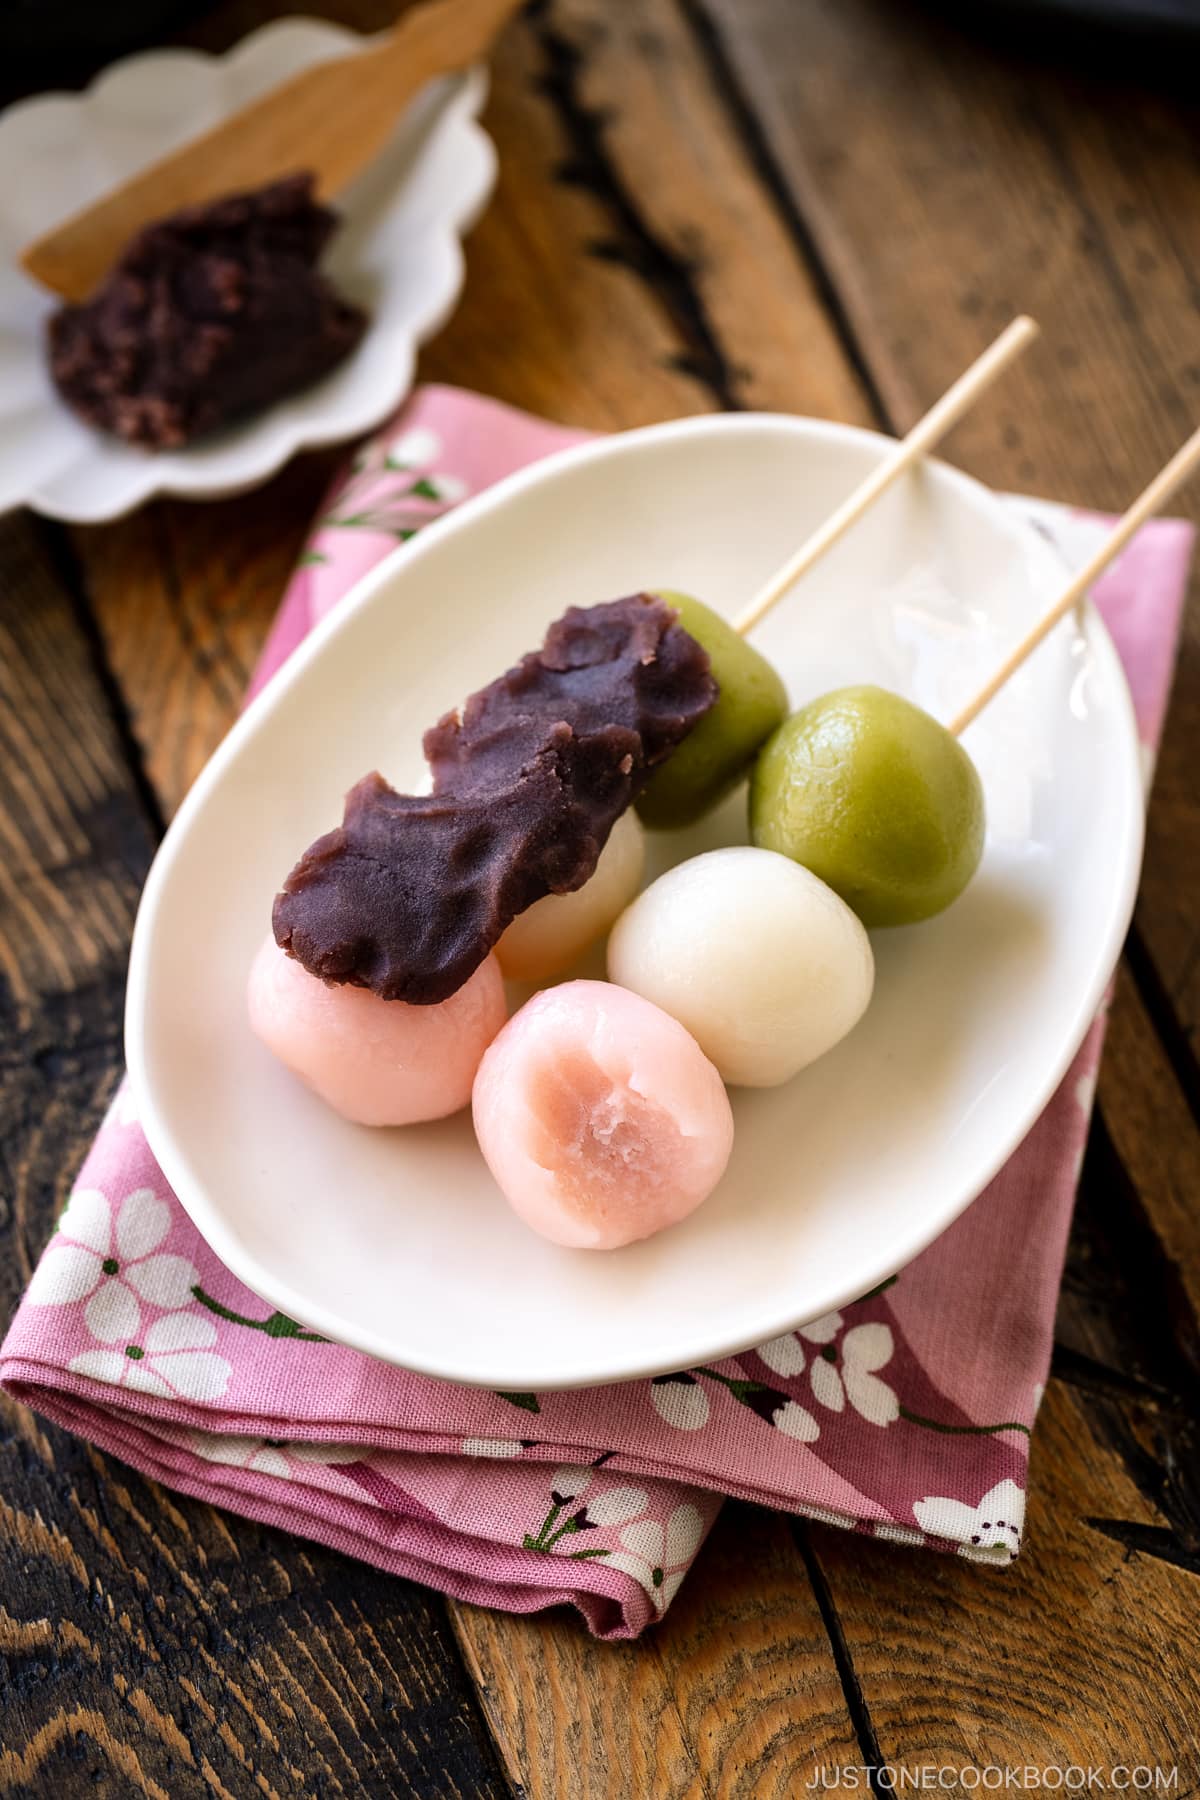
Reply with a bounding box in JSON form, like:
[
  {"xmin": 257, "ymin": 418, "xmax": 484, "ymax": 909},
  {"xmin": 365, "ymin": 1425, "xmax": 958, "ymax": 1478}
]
[{"xmin": 608, "ymin": 846, "xmax": 874, "ymax": 1088}]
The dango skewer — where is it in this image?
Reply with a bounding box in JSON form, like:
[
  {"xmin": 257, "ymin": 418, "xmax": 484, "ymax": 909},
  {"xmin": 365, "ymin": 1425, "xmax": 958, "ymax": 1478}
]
[
  {"xmin": 617, "ymin": 425, "xmax": 1200, "ymax": 1098},
  {"xmin": 748, "ymin": 423, "xmax": 1200, "ymax": 931},
  {"xmin": 637, "ymin": 316, "xmax": 1039, "ymax": 831}
]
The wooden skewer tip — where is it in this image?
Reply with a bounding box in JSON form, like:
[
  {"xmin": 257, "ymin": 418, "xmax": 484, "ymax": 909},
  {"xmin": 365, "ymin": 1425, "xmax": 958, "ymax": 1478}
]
[
  {"xmin": 948, "ymin": 422, "xmax": 1200, "ymax": 737},
  {"xmin": 732, "ymin": 314, "xmax": 1039, "ymax": 638}
]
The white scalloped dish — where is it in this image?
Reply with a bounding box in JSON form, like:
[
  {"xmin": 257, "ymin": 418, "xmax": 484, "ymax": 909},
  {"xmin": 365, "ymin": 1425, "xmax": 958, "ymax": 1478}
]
[{"xmin": 0, "ymin": 20, "xmax": 495, "ymax": 521}]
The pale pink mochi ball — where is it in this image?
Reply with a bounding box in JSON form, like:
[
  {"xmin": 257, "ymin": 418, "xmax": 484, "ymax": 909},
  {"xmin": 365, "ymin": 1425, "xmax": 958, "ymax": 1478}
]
[
  {"xmin": 472, "ymin": 980, "xmax": 734, "ymax": 1249},
  {"xmin": 248, "ymin": 937, "xmax": 506, "ymax": 1127}
]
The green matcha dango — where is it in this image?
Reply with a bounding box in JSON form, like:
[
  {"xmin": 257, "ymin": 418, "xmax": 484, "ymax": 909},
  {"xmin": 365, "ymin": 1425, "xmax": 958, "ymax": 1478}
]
[
  {"xmin": 750, "ymin": 685, "xmax": 985, "ymax": 928},
  {"xmin": 637, "ymin": 592, "xmax": 788, "ymax": 830}
]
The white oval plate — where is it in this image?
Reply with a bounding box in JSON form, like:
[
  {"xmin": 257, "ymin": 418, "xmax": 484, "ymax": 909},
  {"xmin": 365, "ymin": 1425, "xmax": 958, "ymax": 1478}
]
[
  {"xmin": 0, "ymin": 19, "xmax": 495, "ymax": 522},
  {"xmin": 126, "ymin": 414, "xmax": 1143, "ymax": 1390}
]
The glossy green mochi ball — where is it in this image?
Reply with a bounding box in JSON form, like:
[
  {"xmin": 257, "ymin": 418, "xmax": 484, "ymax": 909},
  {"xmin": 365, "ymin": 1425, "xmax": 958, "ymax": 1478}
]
[
  {"xmin": 637, "ymin": 591, "xmax": 788, "ymax": 830},
  {"xmin": 750, "ymin": 684, "xmax": 986, "ymax": 928}
]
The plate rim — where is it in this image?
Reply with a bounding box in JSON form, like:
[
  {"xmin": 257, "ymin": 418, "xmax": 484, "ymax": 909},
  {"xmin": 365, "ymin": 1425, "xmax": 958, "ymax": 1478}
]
[{"xmin": 125, "ymin": 411, "xmax": 1145, "ymax": 1388}]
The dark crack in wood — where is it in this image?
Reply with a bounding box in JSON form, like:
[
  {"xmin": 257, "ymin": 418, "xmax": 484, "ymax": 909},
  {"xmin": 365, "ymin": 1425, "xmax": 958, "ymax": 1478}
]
[
  {"xmin": 528, "ymin": 0, "xmax": 746, "ymax": 410},
  {"xmin": 790, "ymin": 1518, "xmax": 888, "ymax": 1798},
  {"xmin": 679, "ymin": 0, "xmax": 893, "ymax": 430},
  {"xmin": 1085, "ymin": 1517, "xmax": 1200, "ymax": 1577},
  {"xmin": 1062, "ymin": 1106, "xmax": 1200, "ymax": 1553}
]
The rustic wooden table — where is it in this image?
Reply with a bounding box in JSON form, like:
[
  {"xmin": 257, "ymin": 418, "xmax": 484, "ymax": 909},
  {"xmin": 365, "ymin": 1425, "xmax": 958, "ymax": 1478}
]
[{"xmin": 3, "ymin": 1, "xmax": 1199, "ymax": 1793}]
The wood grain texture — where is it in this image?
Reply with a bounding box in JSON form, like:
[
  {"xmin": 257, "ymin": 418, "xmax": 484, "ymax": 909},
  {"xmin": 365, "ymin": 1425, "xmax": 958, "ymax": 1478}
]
[
  {"xmin": 73, "ymin": 451, "xmax": 335, "ymax": 809},
  {"xmin": 417, "ymin": 0, "xmax": 734, "ymax": 425},
  {"xmin": 1055, "ymin": 969, "xmax": 1200, "ymax": 1566},
  {"xmin": 0, "ymin": 513, "xmax": 512, "ymax": 1799},
  {"xmin": 453, "ymin": 1507, "xmax": 862, "ymax": 1800},
  {"xmin": 509, "ymin": 0, "xmax": 869, "ymax": 422},
  {"xmin": 1096, "ymin": 968, "xmax": 1200, "ymax": 1354},
  {"xmin": 810, "ymin": 1381, "xmax": 1198, "ymax": 1785}
]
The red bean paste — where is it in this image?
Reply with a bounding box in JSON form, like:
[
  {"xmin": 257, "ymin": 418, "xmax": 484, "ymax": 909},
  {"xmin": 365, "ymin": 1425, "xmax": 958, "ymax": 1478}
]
[
  {"xmin": 47, "ymin": 173, "xmax": 366, "ymax": 450},
  {"xmin": 272, "ymin": 595, "xmax": 717, "ymax": 1004}
]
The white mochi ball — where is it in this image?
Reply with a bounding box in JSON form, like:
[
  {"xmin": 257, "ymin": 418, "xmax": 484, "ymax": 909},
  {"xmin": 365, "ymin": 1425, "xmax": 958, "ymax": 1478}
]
[
  {"xmin": 607, "ymin": 846, "xmax": 874, "ymax": 1087},
  {"xmin": 495, "ymin": 808, "xmax": 646, "ymax": 983}
]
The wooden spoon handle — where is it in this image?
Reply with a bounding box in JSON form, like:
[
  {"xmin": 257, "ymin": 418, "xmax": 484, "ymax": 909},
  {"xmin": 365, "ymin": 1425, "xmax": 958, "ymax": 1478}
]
[{"xmin": 22, "ymin": 0, "xmax": 521, "ymax": 303}]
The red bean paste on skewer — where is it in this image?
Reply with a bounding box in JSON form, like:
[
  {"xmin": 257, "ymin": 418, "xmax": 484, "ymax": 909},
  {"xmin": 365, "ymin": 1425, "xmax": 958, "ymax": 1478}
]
[{"xmin": 273, "ymin": 595, "xmax": 718, "ymax": 1004}]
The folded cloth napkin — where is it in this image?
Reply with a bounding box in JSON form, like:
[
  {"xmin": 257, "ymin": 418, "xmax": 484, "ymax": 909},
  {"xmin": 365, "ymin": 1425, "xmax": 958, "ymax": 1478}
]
[{"xmin": 2, "ymin": 386, "xmax": 1192, "ymax": 1640}]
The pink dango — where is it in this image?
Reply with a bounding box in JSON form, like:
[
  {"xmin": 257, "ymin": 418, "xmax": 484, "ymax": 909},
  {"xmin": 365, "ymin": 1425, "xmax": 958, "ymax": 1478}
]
[
  {"xmin": 248, "ymin": 936, "xmax": 506, "ymax": 1127},
  {"xmin": 472, "ymin": 980, "xmax": 734, "ymax": 1249}
]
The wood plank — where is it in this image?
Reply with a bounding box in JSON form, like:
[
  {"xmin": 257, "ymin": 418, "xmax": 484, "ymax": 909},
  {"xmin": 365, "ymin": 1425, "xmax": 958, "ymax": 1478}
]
[
  {"xmin": 810, "ymin": 1378, "xmax": 1198, "ymax": 1785},
  {"xmin": 0, "ymin": 512, "xmax": 512, "ymax": 1799},
  {"xmin": 503, "ymin": 0, "xmax": 869, "ymax": 422},
  {"xmin": 698, "ymin": 0, "xmax": 1200, "ymax": 1053},
  {"xmin": 415, "ymin": 0, "xmax": 726, "ymax": 426},
  {"xmin": 71, "ymin": 453, "xmax": 336, "ymax": 810},
  {"xmin": 1093, "ymin": 968, "xmax": 1200, "ymax": 1347},
  {"xmin": 452, "ymin": 1506, "xmax": 862, "ymax": 1800},
  {"xmin": 1053, "ymin": 968, "xmax": 1200, "ymax": 1559}
]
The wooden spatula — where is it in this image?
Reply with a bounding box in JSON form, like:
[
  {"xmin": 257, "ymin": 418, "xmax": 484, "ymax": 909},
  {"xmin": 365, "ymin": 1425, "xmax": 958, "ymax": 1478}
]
[{"xmin": 21, "ymin": 0, "xmax": 521, "ymax": 304}]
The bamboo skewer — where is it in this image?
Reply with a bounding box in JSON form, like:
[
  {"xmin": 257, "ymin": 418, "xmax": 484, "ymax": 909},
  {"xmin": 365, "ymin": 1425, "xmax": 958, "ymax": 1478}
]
[
  {"xmin": 947, "ymin": 424, "xmax": 1200, "ymax": 738},
  {"xmin": 733, "ymin": 314, "xmax": 1039, "ymax": 638}
]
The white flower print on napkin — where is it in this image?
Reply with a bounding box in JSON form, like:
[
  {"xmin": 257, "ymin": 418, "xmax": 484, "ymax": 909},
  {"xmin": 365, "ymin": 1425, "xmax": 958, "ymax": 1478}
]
[
  {"xmin": 523, "ymin": 1467, "xmax": 657, "ymax": 1561},
  {"xmin": 28, "ymin": 1187, "xmax": 199, "ymax": 1343},
  {"xmin": 913, "ymin": 1478, "xmax": 1025, "ymax": 1563},
  {"xmin": 810, "ymin": 1323, "xmax": 899, "ymax": 1425},
  {"xmin": 319, "ymin": 428, "xmax": 470, "ymax": 541},
  {"xmin": 759, "ymin": 1316, "xmax": 900, "ymax": 1426},
  {"xmin": 650, "ymin": 1365, "xmax": 821, "ymax": 1440},
  {"xmin": 70, "ymin": 1312, "xmax": 232, "ymax": 1401},
  {"xmin": 650, "ymin": 1372, "xmax": 711, "ymax": 1431},
  {"xmin": 190, "ymin": 1433, "xmax": 365, "ymax": 1480},
  {"xmin": 605, "ymin": 1504, "xmax": 705, "ymax": 1612},
  {"xmin": 580, "ymin": 1484, "xmax": 652, "ymax": 1527}
]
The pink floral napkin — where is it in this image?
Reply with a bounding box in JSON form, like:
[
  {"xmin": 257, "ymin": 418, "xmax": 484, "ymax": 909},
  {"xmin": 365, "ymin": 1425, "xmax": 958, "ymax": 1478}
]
[{"xmin": 2, "ymin": 386, "xmax": 1192, "ymax": 1640}]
